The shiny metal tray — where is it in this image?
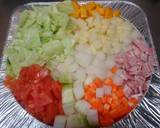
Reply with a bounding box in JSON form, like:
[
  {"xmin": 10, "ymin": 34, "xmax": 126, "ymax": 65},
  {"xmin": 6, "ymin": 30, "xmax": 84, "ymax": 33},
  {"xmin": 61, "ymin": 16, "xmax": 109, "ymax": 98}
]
[{"xmin": 0, "ymin": 1, "xmax": 160, "ymax": 128}]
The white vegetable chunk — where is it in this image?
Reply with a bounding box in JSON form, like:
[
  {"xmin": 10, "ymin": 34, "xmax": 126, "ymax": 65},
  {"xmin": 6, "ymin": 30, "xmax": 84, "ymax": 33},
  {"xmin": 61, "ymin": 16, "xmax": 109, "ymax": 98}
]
[
  {"xmin": 54, "ymin": 115, "xmax": 66, "ymax": 128},
  {"xmin": 75, "ymin": 100, "xmax": 91, "ymax": 115},
  {"xmin": 62, "ymin": 88, "xmax": 74, "ymax": 104},
  {"xmin": 66, "ymin": 114, "xmax": 87, "ymax": 128},
  {"xmin": 84, "ymin": 75, "xmax": 95, "ymax": 85},
  {"xmin": 73, "ymin": 84, "xmax": 84, "ymax": 100},
  {"xmin": 87, "ymin": 109, "xmax": 99, "ymax": 126},
  {"xmin": 103, "ymin": 86, "xmax": 112, "ymax": 95},
  {"xmin": 63, "ymin": 102, "xmax": 75, "ymax": 115},
  {"xmin": 75, "ymin": 51, "xmax": 93, "ymax": 68},
  {"xmin": 113, "ymin": 74, "xmax": 123, "ymax": 85},
  {"xmin": 96, "ymin": 88, "xmax": 105, "ymax": 98}
]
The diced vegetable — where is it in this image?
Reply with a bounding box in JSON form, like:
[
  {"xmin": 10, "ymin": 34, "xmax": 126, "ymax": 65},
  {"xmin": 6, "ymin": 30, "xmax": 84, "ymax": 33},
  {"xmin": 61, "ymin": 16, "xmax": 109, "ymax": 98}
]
[
  {"xmin": 63, "ymin": 102, "xmax": 75, "ymax": 115},
  {"xmin": 75, "ymin": 100, "xmax": 91, "ymax": 115},
  {"xmin": 54, "ymin": 115, "xmax": 67, "ymax": 128},
  {"xmin": 66, "ymin": 114, "xmax": 89, "ymax": 128},
  {"xmin": 86, "ymin": 109, "xmax": 99, "ymax": 126},
  {"xmin": 62, "ymin": 88, "xmax": 74, "ymax": 104},
  {"xmin": 96, "ymin": 88, "xmax": 105, "ymax": 98},
  {"xmin": 73, "ymin": 84, "xmax": 84, "ymax": 100}
]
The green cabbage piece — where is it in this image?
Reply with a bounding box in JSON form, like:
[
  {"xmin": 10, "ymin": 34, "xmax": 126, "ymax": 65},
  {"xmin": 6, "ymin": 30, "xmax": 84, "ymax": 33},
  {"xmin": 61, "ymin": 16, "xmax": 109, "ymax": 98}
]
[{"xmin": 5, "ymin": 1, "xmax": 77, "ymax": 77}]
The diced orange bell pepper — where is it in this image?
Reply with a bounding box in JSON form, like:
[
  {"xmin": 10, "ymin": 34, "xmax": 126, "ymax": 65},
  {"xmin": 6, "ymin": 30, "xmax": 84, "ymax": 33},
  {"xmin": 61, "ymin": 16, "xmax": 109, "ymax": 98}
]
[
  {"xmin": 113, "ymin": 10, "xmax": 121, "ymax": 17},
  {"xmin": 96, "ymin": 5, "xmax": 105, "ymax": 16},
  {"xmin": 69, "ymin": 9, "xmax": 80, "ymax": 18},
  {"xmin": 71, "ymin": 0, "xmax": 80, "ymax": 10},
  {"xmin": 80, "ymin": 5, "xmax": 88, "ymax": 19},
  {"xmin": 104, "ymin": 7, "xmax": 113, "ymax": 19},
  {"xmin": 86, "ymin": 1, "xmax": 97, "ymax": 10}
]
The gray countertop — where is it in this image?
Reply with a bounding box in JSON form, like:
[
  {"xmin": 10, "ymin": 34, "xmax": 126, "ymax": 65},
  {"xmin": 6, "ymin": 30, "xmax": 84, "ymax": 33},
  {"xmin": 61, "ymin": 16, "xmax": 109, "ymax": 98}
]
[{"xmin": 0, "ymin": 0, "xmax": 160, "ymax": 63}]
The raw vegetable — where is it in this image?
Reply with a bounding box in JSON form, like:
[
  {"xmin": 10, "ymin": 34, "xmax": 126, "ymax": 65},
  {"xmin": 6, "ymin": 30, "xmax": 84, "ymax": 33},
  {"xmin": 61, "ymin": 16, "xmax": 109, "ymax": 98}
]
[
  {"xmin": 66, "ymin": 114, "xmax": 89, "ymax": 128},
  {"xmin": 70, "ymin": 0, "xmax": 121, "ymax": 19},
  {"xmin": 4, "ymin": 64, "xmax": 64, "ymax": 125},
  {"xmin": 75, "ymin": 100, "xmax": 91, "ymax": 115},
  {"xmin": 62, "ymin": 87, "xmax": 75, "ymax": 115},
  {"xmin": 84, "ymin": 77, "xmax": 138, "ymax": 126},
  {"xmin": 5, "ymin": 2, "xmax": 77, "ymax": 77},
  {"xmin": 54, "ymin": 115, "xmax": 67, "ymax": 128}
]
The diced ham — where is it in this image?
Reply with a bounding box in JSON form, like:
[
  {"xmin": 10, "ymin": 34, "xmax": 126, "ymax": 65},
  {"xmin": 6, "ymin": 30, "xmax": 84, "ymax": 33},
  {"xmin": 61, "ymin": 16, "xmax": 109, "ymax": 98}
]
[
  {"xmin": 114, "ymin": 39, "xmax": 154, "ymax": 97},
  {"xmin": 140, "ymin": 52, "xmax": 148, "ymax": 62},
  {"xmin": 133, "ymin": 39, "xmax": 149, "ymax": 53},
  {"xmin": 132, "ymin": 45, "xmax": 141, "ymax": 57},
  {"xmin": 142, "ymin": 63, "xmax": 153, "ymax": 77},
  {"xmin": 128, "ymin": 65, "xmax": 141, "ymax": 74}
]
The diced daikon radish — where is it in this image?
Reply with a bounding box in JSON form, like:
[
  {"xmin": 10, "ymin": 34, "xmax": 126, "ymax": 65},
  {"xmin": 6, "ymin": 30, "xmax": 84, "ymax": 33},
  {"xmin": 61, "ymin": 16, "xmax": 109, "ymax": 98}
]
[
  {"xmin": 96, "ymin": 88, "xmax": 105, "ymax": 98},
  {"xmin": 54, "ymin": 115, "xmax": 66, "ymax": 128},
  {"xmin": 63, "ymin": 102, "xmax": 75, "ymax": 115},
  {"xmin": 75, "ymin": 100, "xmax": 91, "ymax": 115},
  {"xmin": 103, "ymin": 86, "xmax": 112, "ymax": 95},
  {"xmin": 62, "ymin": 88, "xmax": 74, "ymax": 104},
  {"xmin": 84, "ymin": 75, "xmax": 95, "ymax": 85},
  {"xmin": 66, "ymin": 114, "xmax": 88, "ymax": 128},
  {"xmin": 113, "ymin": 74, "xmax": 123, "ymax": 85},
  {"xmin": 73, "ymin": 84, "xmax": 84, "ymax": 100},
  {"xmin": 86, "ymin": 109, "xmax": 99, "ymax": 126}
]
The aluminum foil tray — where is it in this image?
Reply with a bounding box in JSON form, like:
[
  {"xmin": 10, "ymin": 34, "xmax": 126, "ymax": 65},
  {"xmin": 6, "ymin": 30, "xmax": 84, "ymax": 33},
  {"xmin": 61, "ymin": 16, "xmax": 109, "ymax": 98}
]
[{"xmin": 0, "ymin": 1, "xmax": 160, "ymax": 128}]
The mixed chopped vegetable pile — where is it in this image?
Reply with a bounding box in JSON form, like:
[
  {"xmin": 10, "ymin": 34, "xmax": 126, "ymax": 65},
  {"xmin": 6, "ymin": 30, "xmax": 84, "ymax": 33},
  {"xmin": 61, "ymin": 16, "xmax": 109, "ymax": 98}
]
[{"xmin": 4, "ymin": 0, "xmax": 155, "ymax": 127}]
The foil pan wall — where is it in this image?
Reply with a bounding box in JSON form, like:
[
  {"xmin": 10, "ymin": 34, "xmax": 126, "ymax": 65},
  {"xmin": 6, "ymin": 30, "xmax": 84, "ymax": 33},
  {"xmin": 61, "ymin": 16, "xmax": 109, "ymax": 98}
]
[{"xmin": 0, "ymin": 1, "xmax": 160, "ymax": 128}]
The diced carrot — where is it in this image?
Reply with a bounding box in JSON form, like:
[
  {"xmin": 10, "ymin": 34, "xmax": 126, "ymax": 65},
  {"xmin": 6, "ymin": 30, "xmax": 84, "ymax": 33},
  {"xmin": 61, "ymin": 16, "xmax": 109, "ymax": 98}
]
[
  {"xmin": 89, "ymin": 82, "xmax": 97, "ymax": 90},
  {"xmin": 104, "ymin": 77, "xmax": 113, "ymax": 86},
  {"xmin": 84, "ymin": 91, "xmax": 95, "ymax": 101},
  {"xmin": 101, "ymin": 95, "xmax": 112, "ymax": 104},
  {"xmin": 113, "ymin": 10, "xmax": 121, "ymax": 17},
  {"xmin": 86, "ymin": 1, "xmax": 96, "ymax": 10},
  {"xmin": 96, "ymin": 5, "xmax": 105, "ymax": 16},
  {"xmin": 104, "ymin": 103, "xmax": 110, "ymax": 111},
  {"xmin": 116, "ymin": 88, "xmax": 124, "ymax": 98},
  {"xmin": 128, "ymin": 98, "xmax": 138, "ymax": 106},
  {"xmin": 80, "ymin": 5, "xmax": 88, "ymax": 19},
  {"xmin": 91, "ymin": 98, "xmax": 103, "ymax": 111},
  {"xmin": 110, "ymin": 100, "xmax": 119, "ymax": 109},
  {"xmin": 84, "ymin": 85, "xmax": 91, "ymax": 92},
  {"xmin": 71, "ymin": 0, "xmax": 80, "ymax": 10},
  {"xmin": 99, "ymin": 114, "xmax": 114, "ymax": 126},
  {"xmin": 104, "ymin": 7, "xmax": 113, "ymax": 19},
  {"xmin": 94, "ymin": 78, "xmax": 103, "ymax": 87},
  {"xmin": 111, "ymin": 85, "xmax": 117, "ymax": 93},
  {"xmin": 111, "ymin": 66, "xmax": 118, "ymax": 74}
]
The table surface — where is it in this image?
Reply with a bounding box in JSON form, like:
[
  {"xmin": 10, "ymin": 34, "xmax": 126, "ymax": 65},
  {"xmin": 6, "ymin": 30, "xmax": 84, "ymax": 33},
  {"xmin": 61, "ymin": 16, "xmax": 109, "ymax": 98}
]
[{"xmin": 0, "ymin": 0, "xmax": 160, "ymax": 63}]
